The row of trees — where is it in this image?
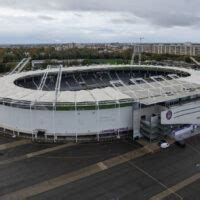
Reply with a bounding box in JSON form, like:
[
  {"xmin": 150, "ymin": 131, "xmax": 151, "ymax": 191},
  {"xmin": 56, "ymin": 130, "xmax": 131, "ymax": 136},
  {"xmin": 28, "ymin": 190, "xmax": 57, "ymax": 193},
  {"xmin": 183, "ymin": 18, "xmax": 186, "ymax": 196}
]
[
  {"xmin": 0, "ymin": 48, "xmax": 27, "ymax": 73},
  {"xmin": 31, "ymin": 47, "xmax": 200, "ymax": 64},
  {"xmin": 0, "ymin": 63, "xmax": 14, "ymax": 73},
  {"xmin": 140, "ymin": 53, "xmax": 193, "ymax": 63},
  {"xmin": 30, "ymin": 47, "xmax": 132, "ymax": 60},
  {"xmin": 0, "ymin": 46, "xmax": 200, "ymax": 73},
  {"xmin": 0, "ymin": 48, "xmax": 25, "ymax": 63}
]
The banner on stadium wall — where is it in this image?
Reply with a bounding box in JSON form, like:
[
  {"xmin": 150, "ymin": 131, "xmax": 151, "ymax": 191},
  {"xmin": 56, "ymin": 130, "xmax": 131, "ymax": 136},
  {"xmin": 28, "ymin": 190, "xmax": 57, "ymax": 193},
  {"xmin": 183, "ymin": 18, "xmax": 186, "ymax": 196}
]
[{"xmin": 161, "ymin": 102, "xmax": 200, "ymax": 125}]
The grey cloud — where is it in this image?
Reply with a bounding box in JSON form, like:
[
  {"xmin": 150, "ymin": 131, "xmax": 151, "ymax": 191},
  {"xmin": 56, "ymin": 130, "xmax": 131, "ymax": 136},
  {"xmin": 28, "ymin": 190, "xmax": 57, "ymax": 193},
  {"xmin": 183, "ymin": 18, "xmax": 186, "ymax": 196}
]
[
  {"xmin": 0, "ymin": 0, "xmax": 200, "ymax": 28},
  {"xmin": 38, "ymin": 15, "xmax": 55, "ymax": 21},
  {"xmin": 151, "ymin": 14, "xmax": 200, "ymax": 28},
  {"xmin": 111, "ymin": 17, "xmax": 138, "ymax": 25}
]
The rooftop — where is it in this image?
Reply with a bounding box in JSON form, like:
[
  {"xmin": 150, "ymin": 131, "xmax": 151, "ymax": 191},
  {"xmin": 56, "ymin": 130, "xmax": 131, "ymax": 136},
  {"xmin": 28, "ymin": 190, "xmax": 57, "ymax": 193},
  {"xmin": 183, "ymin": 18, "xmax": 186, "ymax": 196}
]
[{"xmin": 0, "ymin": 65, "xmax": 199, "ymax": 106}]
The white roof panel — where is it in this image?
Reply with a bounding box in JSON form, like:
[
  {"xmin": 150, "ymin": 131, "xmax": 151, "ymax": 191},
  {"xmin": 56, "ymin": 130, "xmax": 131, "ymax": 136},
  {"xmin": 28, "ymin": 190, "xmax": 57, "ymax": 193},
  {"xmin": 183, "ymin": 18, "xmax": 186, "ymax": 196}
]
[{"xmin": 0, "ymin": 65, "xmax": 199, "ymax": 105}]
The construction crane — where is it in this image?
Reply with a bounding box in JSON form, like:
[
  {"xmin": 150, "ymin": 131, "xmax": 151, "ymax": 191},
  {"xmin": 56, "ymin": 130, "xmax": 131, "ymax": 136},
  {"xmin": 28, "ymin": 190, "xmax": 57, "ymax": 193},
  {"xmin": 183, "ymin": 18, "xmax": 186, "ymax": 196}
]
[{"xmin": 130, "ymin": 37, "xmax": 144, "ymax": 65}]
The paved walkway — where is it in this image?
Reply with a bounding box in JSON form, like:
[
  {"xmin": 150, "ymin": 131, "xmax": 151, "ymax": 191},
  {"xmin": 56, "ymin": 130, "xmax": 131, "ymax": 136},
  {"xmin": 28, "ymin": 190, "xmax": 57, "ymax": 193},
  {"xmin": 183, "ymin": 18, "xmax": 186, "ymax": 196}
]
[
  {"xmin": 0, "ymin": 139, "xmax": 31, "ymax": 151},
  {"xmin": 0, "ymin": 143, "xmax": 76, "ymax": 165}
]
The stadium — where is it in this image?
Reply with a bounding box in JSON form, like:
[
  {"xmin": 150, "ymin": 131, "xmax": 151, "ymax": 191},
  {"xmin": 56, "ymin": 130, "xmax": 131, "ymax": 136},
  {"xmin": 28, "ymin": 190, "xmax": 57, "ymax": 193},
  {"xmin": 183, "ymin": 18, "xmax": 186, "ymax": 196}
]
[{"xmin": 0, "ymin": 64, "xmax": 199, "ymax": 142}]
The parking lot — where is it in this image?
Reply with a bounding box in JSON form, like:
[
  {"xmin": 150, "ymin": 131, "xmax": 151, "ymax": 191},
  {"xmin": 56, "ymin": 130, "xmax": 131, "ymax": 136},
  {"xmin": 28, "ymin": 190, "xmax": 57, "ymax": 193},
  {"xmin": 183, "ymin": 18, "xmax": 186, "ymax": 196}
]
[{"xmin": 0, "ymin": 134, "xmax": 199, "ymax": 200}]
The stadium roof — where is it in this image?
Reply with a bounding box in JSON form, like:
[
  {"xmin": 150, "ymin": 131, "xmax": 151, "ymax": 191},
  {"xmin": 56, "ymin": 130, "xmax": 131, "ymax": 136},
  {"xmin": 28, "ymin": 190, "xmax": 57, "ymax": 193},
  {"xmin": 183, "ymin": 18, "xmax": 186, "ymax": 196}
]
[{"xmin": 0, "ymin": 65, "xmax": 199, "ymax": 106}]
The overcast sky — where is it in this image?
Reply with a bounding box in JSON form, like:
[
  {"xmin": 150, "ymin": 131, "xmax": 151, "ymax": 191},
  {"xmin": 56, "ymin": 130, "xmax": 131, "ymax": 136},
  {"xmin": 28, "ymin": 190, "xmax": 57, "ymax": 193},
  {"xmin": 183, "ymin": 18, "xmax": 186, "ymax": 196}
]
[{"xmin": 0, "ymin": 0, "xmax": 199, "ymax": 44}]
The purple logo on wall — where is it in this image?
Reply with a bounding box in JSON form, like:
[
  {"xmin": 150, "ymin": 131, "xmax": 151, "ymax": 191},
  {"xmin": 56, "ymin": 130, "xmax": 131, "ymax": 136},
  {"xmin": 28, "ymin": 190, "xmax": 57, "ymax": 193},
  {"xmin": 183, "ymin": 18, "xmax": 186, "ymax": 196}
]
[{"xmin": 166, "ymin": 110, "xmax": 172, "ymax": 120}]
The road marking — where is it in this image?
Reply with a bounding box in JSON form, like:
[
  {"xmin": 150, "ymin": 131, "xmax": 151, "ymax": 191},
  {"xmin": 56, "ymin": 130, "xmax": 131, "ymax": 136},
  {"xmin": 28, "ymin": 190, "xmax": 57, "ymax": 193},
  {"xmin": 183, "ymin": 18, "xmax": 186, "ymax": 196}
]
[
  {"xmin": 127, "ymin": 161, "xmax": 183, "ymax": 200},
  {"xmin": 0, "ymin": 140, "xmax": 31, "ymax": 151},
  {"xmin": 97, "ymin": 162, "xmax": 108, "ymax": 170},
  {"xmin": 150, "ymin": 173, "xmax": 200, "ymax": 200},
  {"xmin": 0, "ymin": 145, "xmax": 155, "ymax": 200},
  {"xmin": 0, "ymin": 143, "xmax": 76, "ymax": 165}
]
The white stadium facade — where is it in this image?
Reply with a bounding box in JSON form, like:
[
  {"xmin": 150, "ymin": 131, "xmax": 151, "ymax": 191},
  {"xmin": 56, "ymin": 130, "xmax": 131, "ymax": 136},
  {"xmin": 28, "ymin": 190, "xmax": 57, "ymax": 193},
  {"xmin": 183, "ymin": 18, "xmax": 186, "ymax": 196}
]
[{"xmin": 0, "ymin": 64, "xmax": 200, "ymax": 142}]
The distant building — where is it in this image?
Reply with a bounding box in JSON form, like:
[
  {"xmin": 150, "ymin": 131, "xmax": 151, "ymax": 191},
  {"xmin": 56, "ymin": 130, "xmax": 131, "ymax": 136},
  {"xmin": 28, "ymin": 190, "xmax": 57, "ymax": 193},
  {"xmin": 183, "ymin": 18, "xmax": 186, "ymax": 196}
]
[
  {"xmin": 1, "ymin": 42, "xmax": 200, "ymax": 57},
  {"xmin": 132, "ymin": 43, "xmax": 200, "ymax": 56}
]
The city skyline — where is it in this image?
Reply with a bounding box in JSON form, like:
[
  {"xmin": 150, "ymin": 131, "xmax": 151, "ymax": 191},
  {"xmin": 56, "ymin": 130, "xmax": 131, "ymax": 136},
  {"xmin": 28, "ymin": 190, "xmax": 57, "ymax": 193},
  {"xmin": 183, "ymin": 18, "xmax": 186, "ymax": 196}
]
[{"xmin": 0, "ymin": 0, "xmax": 200, "ymax": 44}]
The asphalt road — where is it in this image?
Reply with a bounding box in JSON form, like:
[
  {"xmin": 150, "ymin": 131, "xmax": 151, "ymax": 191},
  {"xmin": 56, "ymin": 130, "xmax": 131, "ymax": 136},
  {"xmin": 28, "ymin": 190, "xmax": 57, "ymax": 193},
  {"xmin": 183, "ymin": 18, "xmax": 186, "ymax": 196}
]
[
  {"xmin": 29, "ymin": 138, "xmax": 200, "ymax": 200},
  {"xmin": 0, "ymin": 138, "xmax": 140, "ymax": 197},
  {"xmin": 0, "ymin": 134, "xmax": 199, "ymax": 200},
  {"xmin": 164, "ymin": 180, "xmax": 200, "ymax": 200}
]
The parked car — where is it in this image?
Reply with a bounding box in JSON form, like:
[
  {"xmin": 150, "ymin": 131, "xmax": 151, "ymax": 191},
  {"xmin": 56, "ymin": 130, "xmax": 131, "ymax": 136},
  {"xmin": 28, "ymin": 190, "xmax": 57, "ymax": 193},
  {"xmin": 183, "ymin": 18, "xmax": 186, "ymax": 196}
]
[
  {"xmin": 160, "ymin": 142, "xmax": 170, "ymax": 149},
  {"xmin": 158, "ymin": 140, "xmax": 170, "ymax": 149}
]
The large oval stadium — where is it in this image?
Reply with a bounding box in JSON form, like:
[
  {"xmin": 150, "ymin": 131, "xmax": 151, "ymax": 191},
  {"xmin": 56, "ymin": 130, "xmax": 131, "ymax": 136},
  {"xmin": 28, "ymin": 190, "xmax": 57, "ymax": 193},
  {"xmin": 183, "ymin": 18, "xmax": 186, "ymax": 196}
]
[{"xmin": 0, "ymin": 65, "xmax": 200, "ymax": 142}]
